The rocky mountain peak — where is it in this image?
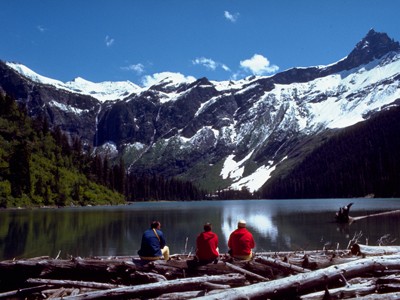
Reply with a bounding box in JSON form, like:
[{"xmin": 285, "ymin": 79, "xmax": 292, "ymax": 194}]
[{"xmin": 344, "ymin": 29, "xmax": 400, "ymax": 69}]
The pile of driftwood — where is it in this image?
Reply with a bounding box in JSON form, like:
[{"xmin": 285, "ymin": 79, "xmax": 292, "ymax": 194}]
[{"xmin": 1, "ymin": 244, "xmax": 400, "ymax": 299}]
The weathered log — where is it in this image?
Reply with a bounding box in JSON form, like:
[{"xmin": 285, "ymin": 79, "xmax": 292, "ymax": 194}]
[
  {"xmin": 42, "ymin": 287, "xmax": 94, "ymax": 297},
  {"xmin": 256, "ymin": 256, "xmax": 311, "ymax": 273},
  {"xmin": 346, "ymin": 292, "xmax": 400, "ymax": 299},
  {"xmin": 224, "ymin": 262, "xmax": 268, "ymax": 282},
  {"xmin": 151, "ymin": 290, "xmax": 207, "ymax": 299},
  {"xmin": 194, "ymin": 255, "xmax": 400, "ymax": 300},
  {"xmin": 52, "ymin": 273, "xmax": 246, "ymax": 300},
  {"xmin": 351, "ymin": 244, "xmax": 400, "ymax": 256},
  {"xmin": 26, "ymin": 278, "xmax": 125, "ymax": 289},
  {"xmin": 352, "ymin": 209, "xmax": 400, "ymax": 221},
  {"xmin": 200, "ymin": 282, "xmax": 230, "ymax": 290},
  {"xmin": 0, "ymin": 256, "xmax": 137, "ymax": 285},
  {"xmin": 149, "ymin": 282, "xmax": 231, "ymax": 299},
  {"xmin": 132, "ymin": 271, "xmax": 167, "ymax": 282},
  {"xmin": 300, "ymin": 279, "xmax": 376, "ymax": 299},
  {"xmin": 0, "ymin": 285, "xmax": 49, "ymax": 299}
]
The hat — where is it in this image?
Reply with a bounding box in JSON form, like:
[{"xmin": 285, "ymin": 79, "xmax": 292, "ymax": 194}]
[{"xmin": 238, "ymin": 220, "xmax": 246, "ymax": 228}]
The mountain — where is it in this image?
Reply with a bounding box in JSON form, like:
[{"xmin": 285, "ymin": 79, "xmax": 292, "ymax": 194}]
[{"xmin": 1, "ymin": 29, "xmax": 399, "ymax": 196}]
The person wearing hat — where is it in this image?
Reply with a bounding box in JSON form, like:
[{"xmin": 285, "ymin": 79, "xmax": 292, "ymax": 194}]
[
  {"xmin": 228, "ymin": 220, "xmax": 255, "ymax": 260},
  {"xmin": 196, "ymin": 222, "xmax": 219, "ymax": 263},
  {"xmin": 138, "ymin": 221, "xmax": 170, "ymax": 261}
]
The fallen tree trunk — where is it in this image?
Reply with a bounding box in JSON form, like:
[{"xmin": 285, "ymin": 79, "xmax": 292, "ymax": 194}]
[
  {"xmin": 300, "ymin": 279, "xmax": 376, "ymax": 299},
  {"xmin": 52, "ymin": 273, "xmax": 246, "ymax": 300},
  {"xmin": 256, "ymin": 256, "xmax": 311, "ymax": 273},
  {"xmin": 346, "ymin": 292, "xmax": 400, "ymax": 300},
  {"xmin": 0, "ymin": 285, "xmax": 49, "ymax": 299},
  {"xmin": 194, "ymin": 255, "xmax": 400, "ymax": 300},
  {"xmin": 352, "ymin": 210, "xmax": 400, "ymax": 221},
  {"xmin": 351, "ymin": 244, "xmax": 400, "ymax": 256},
  {"xmin": 224, "ymin": 262, "xmax": 268, "ymax": 282},
  {"xmin": 26, "ymin": 278, "xmax": 125, "ymax": 289}
]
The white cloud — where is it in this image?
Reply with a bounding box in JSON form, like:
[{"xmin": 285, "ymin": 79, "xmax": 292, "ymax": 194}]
[
  {"xmin": 221, "ymin": 64, "xmax": 231, "ymax": 72},
  {"xmin": 37, "ymin": 25, "xmax": 47, "ymax": 33},
  {"xmin": 192, "ymin": 57, "xmax": 217, "ymax": 70},
  {"xmin": 121, "ymin": 63, "xmax": 145, "ymax": 74},
  {"xmin": 224, "ymin": 11, "xmax": 239, "ymax": 23},
  {"xmin": 105, "ymin": 35, "xmax": 115, "ymax": 47},
  {"xmin": 192, "ymin": 57, "xmax": 231, "ymax": 72},
  {"xmin": 141, "ymin": 72, "xmax": 196, "ymax": 87},
  {"xmin": 240, "ymin": 54, "xmax": 279, "ymax": 75}
]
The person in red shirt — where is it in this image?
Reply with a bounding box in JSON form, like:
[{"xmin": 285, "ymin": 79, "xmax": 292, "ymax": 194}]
[
  {"xmin": 228, "ymin": 220, "xmax": 255, "ymax": 260},
  {"xmin": 196, "ymin": 222, "xmax": 219, "ymax": 263}
]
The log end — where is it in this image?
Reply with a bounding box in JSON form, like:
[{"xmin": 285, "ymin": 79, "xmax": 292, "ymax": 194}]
[{"xmin": 350, "ymin": 244, "xmax": 361, "ymax": 256}]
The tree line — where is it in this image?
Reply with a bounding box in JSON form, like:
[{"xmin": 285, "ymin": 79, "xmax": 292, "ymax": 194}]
[{"xmin": 0, "ymin": 94, "xmax": 205, "ymax": 208}]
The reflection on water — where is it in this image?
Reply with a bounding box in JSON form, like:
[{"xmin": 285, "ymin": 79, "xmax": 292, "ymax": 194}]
[
  {"xmin": 221, "ymin": 203, "xmax": 278, "ymax": 248},
  {"xmin": 0, "ymin": 198, "xmax": 400, "ymax": 260}
]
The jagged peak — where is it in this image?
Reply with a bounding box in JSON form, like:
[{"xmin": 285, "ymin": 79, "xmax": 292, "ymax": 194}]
[{"xmin": 347, "ymin": 29, "xmax": 400, "ymax": 63}]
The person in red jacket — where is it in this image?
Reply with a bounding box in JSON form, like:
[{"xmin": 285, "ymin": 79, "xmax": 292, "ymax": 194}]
[
  {"xmin": 196, "ymin": 222, "xmax": 219, "ymax": 263},
  {"xmin": 228, "ymin": 220, "xmax": 255, "ymax": 260}
]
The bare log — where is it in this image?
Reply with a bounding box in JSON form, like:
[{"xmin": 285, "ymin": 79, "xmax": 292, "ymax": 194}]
[
  {"xmin": 0, "ymin": 285, "xmax": 49, "ymax": 299},
  {"xmin": 300, "ymin": 279, "xmax": 376, "ymax": 299},
  {"xmin": 26, "ymin": 278, "xmax": 125, "ymax": 289},
  {"xmin": 346, "ymin": 292, "xmax": 400, "ymax": 299},
  {"xmin": 224, "ymin": 262, "xmax": 268, "ymax": 282},
  {"xmin": 351, "ymin": 244, "xmax": 400, "ymax": 256},
  {"xmin": 151, "ymin": 290, "xmax": 207, "ymax": 299},
  {"xmin": 132, "ymin": 271, "xmax": 167, "ymax": 282},
  {"xmin": 150, "ymin": 282, "xmax": 230, "ymax": 299},
  {"xmin": 194, "ymin": 255, "xmax": 400, "ymax": 300},
  {"xmin": 52, "ymin": 273, "xmax": 246, "ymax": 300},
  {"xmin": 352, "ymin": 210, "xmax": 400, "ymax": 221},
  {"xmin": 256, "ymin": 256, "xmax": 311, "ymax": 273}
]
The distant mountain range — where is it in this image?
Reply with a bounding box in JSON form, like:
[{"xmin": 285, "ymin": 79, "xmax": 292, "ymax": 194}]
[{"xmin": 1, "ymin": 29, "xmax": 399, "ymax": 197}]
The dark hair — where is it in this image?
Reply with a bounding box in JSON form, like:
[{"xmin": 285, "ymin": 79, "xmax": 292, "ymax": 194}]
[
  {"xmin": 151, "ymin": 221, "xmax": 161, "ymax": 229},
  {"xmin": 203, "ymin": 222, "xmax": 212, "ymax": 232}
]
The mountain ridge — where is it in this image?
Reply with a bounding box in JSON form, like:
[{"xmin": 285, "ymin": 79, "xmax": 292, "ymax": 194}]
[{"xmin": 1, "ymin": 30, "xmax": 399, "ymax": 196}]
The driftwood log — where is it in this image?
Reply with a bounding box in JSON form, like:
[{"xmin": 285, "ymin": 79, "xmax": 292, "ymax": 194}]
[
  {"xmin": 1, "ymin": 244, "xmax": 400, "ymax": 299},
  {"xmin": 195, "ymin": 255, "xmax": 400, "ymax": 300}
]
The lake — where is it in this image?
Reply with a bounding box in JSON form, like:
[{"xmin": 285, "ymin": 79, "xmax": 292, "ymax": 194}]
[{"xmin": 1, "ymin": 198, "xmax": 400, "ymax": 260}]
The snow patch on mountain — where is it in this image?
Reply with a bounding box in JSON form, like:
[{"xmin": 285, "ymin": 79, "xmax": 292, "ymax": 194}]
[
  {"xmin": 221, "ymin": 151, "xmax": 254, "ymax": 181},
  {"xmin": 6, "ymin": 62, "xmax": 141, "ymax": 102},
  {"xmin": 231, "ymin": 164, "xmax": 276, "ymax": 192},
  {"xmin": 48, "ymin": 100, "xmax": 89, "ymax": 115}
]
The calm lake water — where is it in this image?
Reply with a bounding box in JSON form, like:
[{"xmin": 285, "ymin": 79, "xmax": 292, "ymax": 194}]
[{"xmin": 1, "ymin": 199, "xmax": 400, "ymax": 260}]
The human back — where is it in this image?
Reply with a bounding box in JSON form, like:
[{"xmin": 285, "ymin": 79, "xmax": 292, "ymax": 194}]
[
  {"xmin": 228, "ymin": 220, "xmax": 255, "ymax": 260},
  {"xmin": 138, "ymin": 221, "xmax": 169, "ymax": 260}
]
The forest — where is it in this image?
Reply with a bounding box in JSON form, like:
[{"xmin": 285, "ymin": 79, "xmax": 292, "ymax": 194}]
[
  {"xmin": 0, "ymin": 94, "xmax": 205, "ymax": 208},
  {"xmin": 261, "ymin": 105, "xmax": 400, "ymax": 199}
]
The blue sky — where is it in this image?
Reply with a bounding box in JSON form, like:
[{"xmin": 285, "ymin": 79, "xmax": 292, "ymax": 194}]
[{"xmin": 1, "ymin": 0, "xmax": 399, "ymax": 86}]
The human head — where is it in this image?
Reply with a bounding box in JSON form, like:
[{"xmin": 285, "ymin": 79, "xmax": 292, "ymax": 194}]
[
  {"xmin": 151, "ymin": 221, "xmax": 161, "ymax": 229},
  {"xmin": 203, "ymin": 222, "xmax": 212, "ymax": 232},
  {"xmin": 238, "ymin": 220, "xmax": 246, "ymax": 228}
]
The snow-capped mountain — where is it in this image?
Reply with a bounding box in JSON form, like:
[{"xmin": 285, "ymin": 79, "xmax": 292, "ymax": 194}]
[
  {"xmin": 1, "ymin": 29, "xmax": 399, "ymax": 193},
  {"xmin": 5, "ymin": 62, "xmax": 141, "ymax": 102}
]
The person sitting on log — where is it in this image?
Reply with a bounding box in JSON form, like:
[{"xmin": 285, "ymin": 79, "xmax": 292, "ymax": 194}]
[
  {"xmin": 228, "ymin": 220, "xmax": 255, "ymax": 260},
  {"xmin": 138, "ymin": 221, "xmax": 170, "ymax": 261},
  {"xmin": 195, "ymin": 222, "xmax": 219, "ymax": 264}
]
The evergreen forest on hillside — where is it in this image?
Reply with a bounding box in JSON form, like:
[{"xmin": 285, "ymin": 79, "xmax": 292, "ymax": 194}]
[
  {"xmin": 0, "ymin": 94, "xmax": 205, "ymax": 208},
  {"xmin": 261, "ymin": 106, "xmax": 400, "ymax": 199}
]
